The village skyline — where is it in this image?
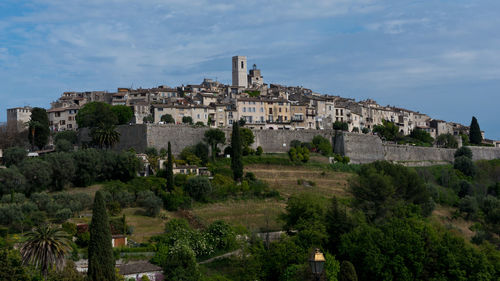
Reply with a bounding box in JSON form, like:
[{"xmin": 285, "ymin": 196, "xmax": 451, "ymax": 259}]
[{"xmin": 1, "ymin": 1, "xmax": 500, "ymax": 138}]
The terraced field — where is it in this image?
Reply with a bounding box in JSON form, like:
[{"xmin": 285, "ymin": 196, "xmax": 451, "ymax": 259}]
[{"xmin": 245, "ymin": 164, "xmax": 352, "ymax": 198}]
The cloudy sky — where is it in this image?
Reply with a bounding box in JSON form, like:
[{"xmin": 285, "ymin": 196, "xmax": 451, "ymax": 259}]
[{"xmin": 1, "ymin": 0, "xmax": 499, "ymax": 138}]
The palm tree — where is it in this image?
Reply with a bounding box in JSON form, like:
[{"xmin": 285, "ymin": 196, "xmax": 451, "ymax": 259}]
[
  {"xmin": 91, "ymin": 124, "xmax": 120, "ymax": 149},
  {"xmin": 20, "ymin": 224, "xmax": 72, "ymax": 277}
]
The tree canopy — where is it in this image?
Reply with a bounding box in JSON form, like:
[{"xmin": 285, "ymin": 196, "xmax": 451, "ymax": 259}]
[
  {"xmin": 28, "ymin": 107, "xmax": 50, "ymax": 150},
  {"xmin": 110, "ymin": 105, "xmax": 134, "ymax": 125},
  {"xmin": 469, "ymin": 116, "xmax": 482, "ymax": 145}
]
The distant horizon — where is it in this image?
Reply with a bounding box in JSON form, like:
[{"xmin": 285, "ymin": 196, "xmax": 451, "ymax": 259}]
[{"xmin": 1, "ymin": 1, "xmax": 499, "ymax": 139}]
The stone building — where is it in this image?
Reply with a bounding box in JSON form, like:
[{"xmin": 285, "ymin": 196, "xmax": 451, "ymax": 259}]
[
  {"xmin": 7, "ymin": 106, "xmax": 32, "ymax": 132},
  {"xmin": 47, "ymin": 106, "xmax": 79, "ymax": 131},
  {"xmin": 248, "ymin": 64, "xmax": 264, "ymax": 87},
  {"xmin": 232, "ymin": 56, "xmax": 248, "ymax": 88}
]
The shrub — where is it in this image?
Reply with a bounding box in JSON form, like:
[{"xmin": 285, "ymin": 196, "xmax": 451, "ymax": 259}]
[
  {"xmin": 454, "ymin": 147, "xmax": 473, "ymax": 159},
  {"xmin": 288, "ymin": 147, "xmax": 310, "ymax": 163},
  {"xmin": 137, "ymin": 191, "xmax": 163, "ymax": 217},
  {"xmin": 55, "ymin": 139, "xmax": 73, "ymax": 152},
  {"xmin": 312, "ymin": 135, "xmax": 332, "ymax": 156},
  {"xmin": 184, "ymin": 177, "xmax": 212, "ymax": 202},
  {"xmin": 55, "ymin": 208, "xmax": 73, "ymax": 223},
  {"xmin": 256, "ymin": 146, "xmax": 263, "ymax": 156},
  {"xmin": 454, "ymin": 156, "xmax": 476, "ymax": 177}
]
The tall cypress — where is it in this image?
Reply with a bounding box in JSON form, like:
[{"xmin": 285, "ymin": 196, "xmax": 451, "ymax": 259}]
[
  {"xmin": 469, "ymin": 116, "xmax": 482, "ymax": 145},
  {"xmin": 88, "ymin": 191, "xmax": 115, "ymax": 281},
  {"xmin": 166, "ymin": 141, "xmax": 174, "ymax": 191},
  {"xmin": 231, "ymin": 122, "xmax": 243, "ymax": 182}
]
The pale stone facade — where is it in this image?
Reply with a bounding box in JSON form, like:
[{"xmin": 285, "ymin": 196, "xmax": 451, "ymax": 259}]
[
  {"xmin": 232, "ymin": 56, "xmax": 248, "ymax": 88},
  {"xmin": 7, "ymin": 106, "xmax": 32, "ymax": 132}
]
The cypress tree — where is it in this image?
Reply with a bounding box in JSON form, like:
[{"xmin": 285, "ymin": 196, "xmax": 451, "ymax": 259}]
[
  {"xmin": 231, "ymin": 122, "xmax": 243, "ymax": 182},
  {"xmin": 469, "ymin": 116, "xmax": 482, "ymax": 145},
  {"xmin": 28, "ymin": 107, "xmax": 50, "ymax": 150},
  {"xmin": 88, "ymin": 191, "xmax": 115, "ymax": 281},
  {"xmin": 166, "ymin": 142, "xmax": 174, "ymax": 191},
  {"xmin": 339, "ymin": 261, "xmax": 358, "ymax": 281}
]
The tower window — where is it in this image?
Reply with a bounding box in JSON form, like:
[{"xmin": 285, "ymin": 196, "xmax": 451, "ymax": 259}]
[{"xmin": 241, "ymin": 61, "xmax": 244, "ymax": 69}]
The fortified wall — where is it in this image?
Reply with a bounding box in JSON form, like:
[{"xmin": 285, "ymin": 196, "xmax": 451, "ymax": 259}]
[{"xmin": 79, "ymin": 124, "xmax": 500, "ymax": 166}]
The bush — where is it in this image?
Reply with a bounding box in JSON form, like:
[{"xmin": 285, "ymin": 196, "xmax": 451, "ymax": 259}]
[
  {"xmin": 184, "ymin": 177, "xmax": 212, "ymax": 202},
  {"xmin": 288, "ymin": 147, "xmax": 310, "ymax": 163},
  {"xmin": 137, "ymin": 191, "xmax": 163, "ymax": 217},
  {"xmin": 55, "ymin": 208, "xmax": 73, "ymax": 223},
  {"xmin": 454, "ymin": 156, "xmax": 476, "ymax": 177},
  {"xmin": 256, "ymin": 146, "xmax": 263, "ymax": 156},
  {"xmin": 312, "ymin": 135, "xmax": 332, "ymax": 156},
  {"xmin": 3, "ymin": 147, "xmax": 27, "ymax": 167},
  {"xmin": 455, "ymin": 147, "xmax": 473, "ymax": 159},
  {"xmin": 55, "ymin": 139, "xmax": 73, "ymax": 152}
]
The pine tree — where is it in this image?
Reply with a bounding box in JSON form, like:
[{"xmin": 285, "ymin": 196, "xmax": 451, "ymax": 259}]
[
  {"xmin": 166, "ymin": 142, "xmax": 174, "ymax": 191},
  {"xmin": 339, "ymin": 261, "xmax": 358, "ymax": 281},
  {"xmin": 231, "ymin": 122, "xmax": 243, "ymax": 182},
  {"xmin": 469, "ymin": 116, "xmax": 482, "ymax": 145},
  {"xmin": 88, "ymin": 191, "xmax": 115, "ymax": 281}
]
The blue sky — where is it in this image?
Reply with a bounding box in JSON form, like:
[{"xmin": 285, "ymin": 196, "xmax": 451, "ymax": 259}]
[{"xmin": 1, "ymin": 0, "xmax": 499, "ymax": 139}]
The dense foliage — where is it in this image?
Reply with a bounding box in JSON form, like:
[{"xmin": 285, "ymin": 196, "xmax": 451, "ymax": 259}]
[
  {"xmin": 28, "ymin": 107, "xmax": 50, "ymax": 150},
  {"xmin": 469, "ymin": 116, "xmax": 482, "ymax": 145},
  {"xmin": 88, "ymin": 191, "xmax": 115, "ymax": 281},
  {"xmin": 231, "ymin": 123, "xmax": 243, "ymax": 182}
]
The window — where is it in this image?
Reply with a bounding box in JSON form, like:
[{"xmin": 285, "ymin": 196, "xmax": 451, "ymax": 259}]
[
  {"xmin": 269, "ymin": 108, "xmax": 273, "ymax": 114},
  {"xmin": 260, "ymin": 108, "xmax": 264, "ymax": 112},
  {"xmin": 229, "ymin": 120, "xmax": 233, "ymax": 124},
  {"xmin": 158, "ymin": 108, "xmax": 163, "ymax": 111},
  {"xmin": 197, "ymin": 114, "xmax": 200, "ymax": 119},
  {"xmin": 341, "ymin": 109, "xmax": 344, "ymax": 115},
  {"xmin": 55, "ymin": 112, "xmax": 61, "ymax": 117},
  {"xmin": 260, "ymin": 116, "xmax": 264, "ymax": 122},
  {"xmin": 285, "ymin": 116, "xmax": 287, "ymax": 121},
  {"xmin": 68, "ymin": 124, "xmax": 72, "ymax": 129},
  {"xmin": 241, "ymin": 61, "xmax": 244, "ymax": 69},
  {"xmin": 243, "ymin": 108, "xmax": 246, "ymax": 112},
  {"xmin": 279, "ymin": 108, "xmax": 282, "ymax": 113},
  {"xmin": 336, "ymin": 109, "xmax": 339, "ymax": 115}
]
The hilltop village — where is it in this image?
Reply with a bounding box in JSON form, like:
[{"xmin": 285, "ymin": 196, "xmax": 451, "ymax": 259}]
[{"xmin": 5, "ymin": 56, "xmax": 491, "ymax": 143}]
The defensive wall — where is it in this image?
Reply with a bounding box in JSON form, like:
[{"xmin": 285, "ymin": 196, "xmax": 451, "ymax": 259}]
[{"xmin": 79, "ymin": 124, "xmax": 500, "ymax": 166}]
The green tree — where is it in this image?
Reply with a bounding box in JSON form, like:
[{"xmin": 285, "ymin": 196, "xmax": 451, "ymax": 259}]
[
  {"xmin": 454, "ymin": 156, "xmax": 476, "ymax": 177},
  {"xmin": 90, "ymin": 124, "xmax": 120, "ymax": 149},
  {"xmin": 361, "ymin": 127, "xmax": 370, "ymax": 134},
  {"xmin": 20, "ymin": 224, "xmax": 71, "ymax": 277},
  {"xmin": 27, "ymin": 107, "xmax": 50, "ymax": 150},
  {"xmin": 19, "ymin": 158, "xmax": 52, "ymax": 195},
  {"xmin": 76, "ymin": 102, "xmax": 118, "ymax": 128},
  {"xmin": 239, "ymin": 127, "xmax": 255, "ymax": 149},
  {"xmin": 325, "ymin": 253, "xmax": 341, "ymax": 281},
  {"xmin": 45, "ymin": 152, "xmax": 76, "ymax": 191},
  {"xmin": 454, "ymin": 146, "xmax": 472, "ymax": 159},
  {"xmin": 54, "ymin": 130, "xmax": 78, "ymax": 144},
  {"xmin": 325, "ymin": 196, "xmax": 353, "ymax": 254},
  {"xmin": 111, "ymin": 105, "xmax": 134, "ymax": 125},
  {"xmin": 339, "ymin": 261, "xmax": 357, "ymax": 281},
  {"xmin": 373, "ymin": 120, "xmax": 400, "ymax": 142},
  {"xmin": 163, "ymin": 242, "xmax": 200, "ymax": 281},
  {"xmin": 409, "ymin": 128, "xmax": 434, "ymax": 144},
  {"xmin": 231, "ymin": 123, "xmax": 243, "ymax": 182},
  {"xmin": 469, "ymin": 116, "xmax": 482, "ymax": 145},
  {"xmin": 166, "ymin": 142, "xmax": 174, "ymax": 191},
  {"xmin": 436, "ymin": 133, "xmax": 458, "ymax": 148},
  {"xmin": 55, "ymin": 138, "xmax": 73, "ymax": 152},
  {"xmin": 3, "ymin": 147, "xmax": 27, "ymax": 167},
  {"xmin": 88, "ymin": 191, "xmax": 115, "ymax": 281},
  {"xmin": 184, "ymin": 176, "xmax": 212, "ymax": 202},
  {"xmin": 193, "ymin": 142, "xmax": 209, "ymax": 165},
  {"xmin": 312, "ymin": 135, "xmax": 332, "ymax": 156},
  {"xmin": 0, "ymin": 249, "xmax": 30, "ymax": 281},
  {"xmin": 47, "ymin": 260, "xmax": 85, "ymax": 281},
  {"xmin": 204, "ymin": 129, "xmax": 226, "ymax": 161},
  {"xmin": 333, "ymin": 121, "xmax": 349, "ymax": 131},
  {"xmin": 182, "ymin": 116, "xmax": 193, "ymax": 125},
  {"xmin": 161, "ymin": 114, "xmax": 175, "ymax": 123}
]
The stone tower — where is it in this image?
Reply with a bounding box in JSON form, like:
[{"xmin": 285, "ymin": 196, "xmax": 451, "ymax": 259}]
[{"xmin": 232, "ymin": 56, "xmax": 248, "ymax": 88}]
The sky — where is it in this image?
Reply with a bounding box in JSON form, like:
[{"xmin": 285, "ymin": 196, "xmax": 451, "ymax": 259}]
[{"xmin": 0, "ymin": 0, "xmax": 499, "ymax": 139}]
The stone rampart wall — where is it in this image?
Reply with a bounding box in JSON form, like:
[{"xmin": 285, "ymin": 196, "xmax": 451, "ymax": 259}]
[{"xmin": 78, "ymin": 125, "xmax": 500, "ymax": 165}]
